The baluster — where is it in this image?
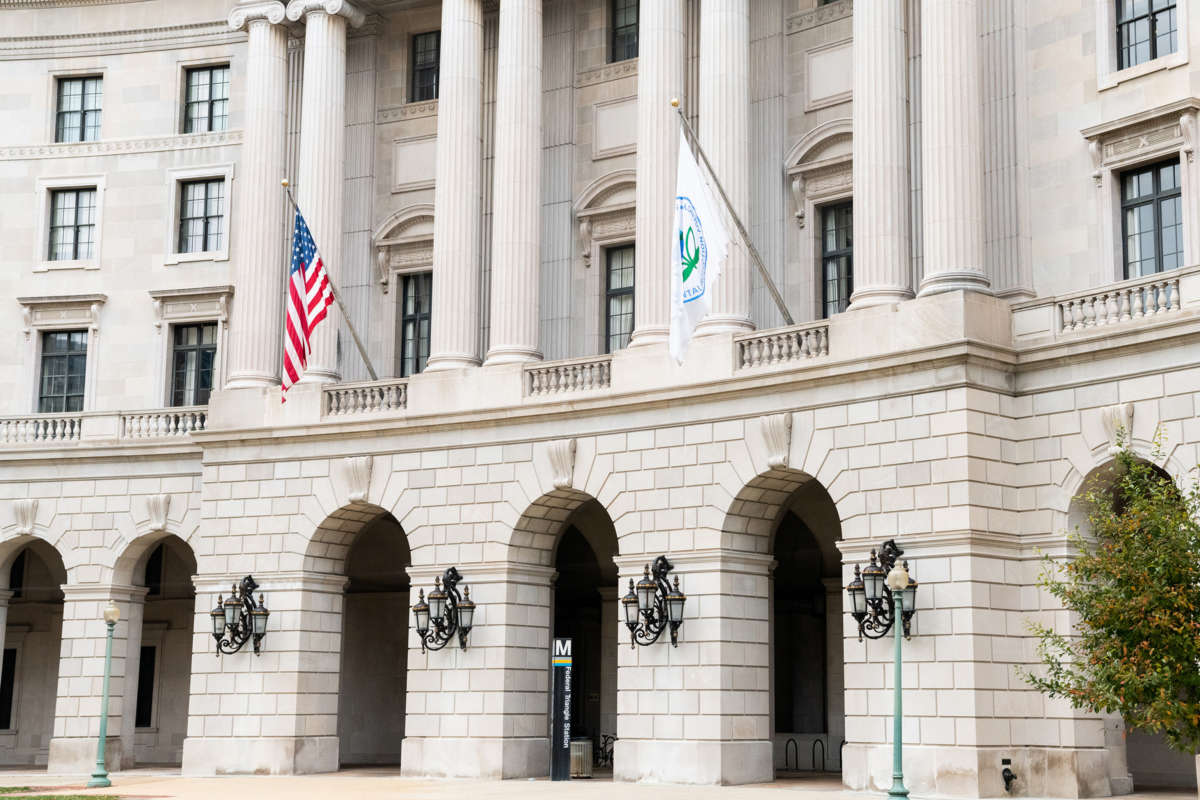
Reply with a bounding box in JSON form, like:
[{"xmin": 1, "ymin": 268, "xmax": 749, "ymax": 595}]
[
  {"xmin": 1131, "ymin": 287, "xmax": 1145, "ymax": 318},
  {"xmin": 1152, "ymin": 281, "xmax": 1166, "ymax": 313},
  {"xmin": 1118, "ymin": 289, "xmax": 1131, "ymax": 322},
  {"xmin": 1169, "ymin": 277, "xmax": 1181, "ymax": 311},
  {"xmin": 1083, "ymin": 296, "xmax": 1097, "ymax": 327},
  {"xmin": 738, "ymin": 342, "xmax": 749, "ymax": 368}
]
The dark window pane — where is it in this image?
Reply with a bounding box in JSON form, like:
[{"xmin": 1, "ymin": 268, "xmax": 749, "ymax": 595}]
[
  {"xmin": 411, "ymin": 32, "xmax": 441, "ymax": 102},
  {"xmin": 611, "ymin": 0, "xmax": 639, "ymax": 61},
  {"xmin": 39, "ymin": 329, "xmax": 87, "ymax": 412},
  {"xmin": 0, "ymin": 649, "xmax": 15, "ymax": 730},
  {"xmin": 184, "ymin": 66, "xmax": 230, "ymax": 133},
  {"xmin": 1120, "ymin": 157, "xmax": 1182, "ymax": 278},
  {"xmin": 170, "ymin": 323, "xmax": 218, "ymax": 407},
  {"xmin": 135, "ymin": 646, "xmax": 156, "ymax": 728},
  {"xmin": 1117, "ymin": 0, "xmax": 1176, "ymax": 68},
  {"xmin": 604, "ymin": 245, "xmax": 635, "ymax": 352},
  {"xmin": 398, "ymin": 272, "xmax": 433, "ymax": 376},
  {"xmin": 820, "ymin": 202, "xmax": 853, "ymax": 318}
]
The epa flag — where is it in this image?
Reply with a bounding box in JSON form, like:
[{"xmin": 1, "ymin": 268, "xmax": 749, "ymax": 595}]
[{"xmin": 670, "ymin": 129, "xmax": 732, "ymax": 364}]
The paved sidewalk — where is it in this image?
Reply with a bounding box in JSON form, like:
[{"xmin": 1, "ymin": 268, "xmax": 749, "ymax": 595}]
[{"xmin": 0, "ymin": 768, "xmax": 1193, "ymax": 800}]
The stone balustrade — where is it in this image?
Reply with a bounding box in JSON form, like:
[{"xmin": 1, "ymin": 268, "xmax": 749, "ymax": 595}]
[
  {"xmin": 1012, "ymin": 264, "xmax": 1200, "ymax": 343},
  {"xmin": 120, "ymin": 407, "xmax": 207, "ymax": 439},
  {"xmin": 0, "ymin": 414, "xmax": 83, "ymax": 444},
  {"xmin": 735, "ymin": 323, "xmax": 829, "ymax": 369},
  {"xmin": 324, "ymin": 379, "xmax": 409, "ymax": 416},
  {"xmin": 525, "ymin": 356, "xmax": 612, "ymax": 397}
]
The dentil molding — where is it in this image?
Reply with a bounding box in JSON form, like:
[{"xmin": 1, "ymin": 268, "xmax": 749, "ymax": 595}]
[
  {"xmin": 786, "ymin": 0, "xmax": 852, "ymax": 35},
  {"xmin": 576, "ymin": 58, "xmax": 637, "ymax": 89},
  {"xmin": 0, "ymin": 130, "xmax": 242, "ymax": 162}
]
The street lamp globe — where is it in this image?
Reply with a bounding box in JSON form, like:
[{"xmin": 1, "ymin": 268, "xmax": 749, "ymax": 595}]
[
  {"xmin": 886, "ymin": 564, "xmax": 909, "ymax": 595},
  {"xmin": 102, "ymin": 602, "xmax": 120, "ymax": 625}
]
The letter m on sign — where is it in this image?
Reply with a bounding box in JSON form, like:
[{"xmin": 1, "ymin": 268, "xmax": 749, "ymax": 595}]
[{"xmin": 554, "ymin": 639, "xmax": 572, "ymax": 657}]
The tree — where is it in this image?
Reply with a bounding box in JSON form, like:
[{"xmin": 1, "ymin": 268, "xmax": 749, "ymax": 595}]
[{"xmin": 1025, "ymin": 444, "xmax": 1200, "ymax": 754}]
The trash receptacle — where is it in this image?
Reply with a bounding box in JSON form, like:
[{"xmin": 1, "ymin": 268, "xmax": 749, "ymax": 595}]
[{"xmin": 570, "ymin": 738, "xmax": 593, "ymax": 778}]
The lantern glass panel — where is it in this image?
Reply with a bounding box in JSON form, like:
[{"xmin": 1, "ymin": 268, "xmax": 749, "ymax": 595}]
[
  {"xmin": 253, "ymin": 609, "xmax": 268, "ymax": 636},
  {"xmin": 211, "ymin": 608, "xmax": 225, "ymax": 636},
  {"xmin": 848, "ymin": 584, "xmax": 866, "ymax": 615},
  {"xmin": 428, "ymin": 591, "xmax": 447, "ymax": 622},
  {"xmin": 636, "ymin": 580, "xmax": 655, "ymax": 612},
  {"xmin": 666, "ymin": 594, "xmax": 685, "ymax": 623},
  {"xmin": 458, "ymin": 602, "xmax": 475, "ymax": 632},
  {"xmin": 414, "ymin": 605, "xmax": 430, "ymax": 635},
  {"xmin": 862, "ymin": 567, "xmax": 884, "ymax": 601},
  {"xmin": 901, "ymin": 581, "xmax": 917, "ymax": 612},
  {"xmin": 223, "ymin": 599, "xmax": 238, "ymax": 627},
  {"xmin": 622, "ymin": 595, "xmax": 638, "ymax": 626}
]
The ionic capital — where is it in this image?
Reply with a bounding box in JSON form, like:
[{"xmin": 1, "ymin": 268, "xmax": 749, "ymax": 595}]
[
  {"xmin": 228, "ymin": 1, "xmax": 287, "ymax": 31},
  {"xmin": 285, "ymin": 0, "xmax": 365, "ymax": 27}
]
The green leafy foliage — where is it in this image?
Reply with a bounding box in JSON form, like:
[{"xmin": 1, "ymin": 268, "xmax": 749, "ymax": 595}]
[{"xmin": 1024, "ymin": 443, "xmax": 1200, "ymax": 753}]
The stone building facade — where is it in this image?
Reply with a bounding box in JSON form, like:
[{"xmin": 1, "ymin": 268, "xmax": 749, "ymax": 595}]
[{"xmin": 0, "ymin": 0, "xmax": 1198, "ymax": 795}]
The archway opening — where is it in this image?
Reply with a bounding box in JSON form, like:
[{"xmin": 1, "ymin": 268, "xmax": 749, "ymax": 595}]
[
  {"xmin": 551, "ymin": 499, "xmax": 618, "ymax": 777},
  {"xmin": 336, "ymin": 511, "xmax": 410, "ymax": 767},
  {"xmin": 767, "ymin": 478, "xmax": 843, "ymax": 778},
  {"xmin": 0, "ymin": 540, "xmax": 66, "ymax": 767},
  {"xmin": 1069, "ymin": 458, "xmax": 1197, "ymax": 792},
  {"xmin": 127, "ymin": 535, "xmax": 196, "ymax": 767}
]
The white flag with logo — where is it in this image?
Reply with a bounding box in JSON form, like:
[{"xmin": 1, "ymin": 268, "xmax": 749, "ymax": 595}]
[{"xmin": 670, "ymin": 129, "xmax": 732, "ymax": 364}]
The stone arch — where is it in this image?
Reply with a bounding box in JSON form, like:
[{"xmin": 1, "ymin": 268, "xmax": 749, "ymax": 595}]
[
  {"xmin": 1052, "ymin": 439, "xmax": 1188, "ymax": 533},
  {"xmin": 574, "ymin": 169, "xmax": 635, "ymax": 270},
  {"xmin": 372, "ymin": 203, "xmax": 435, "ymax": 293},
  {"xmin": 785, "ymin": 118, "xmax": 852, "ymax": 231},
  {"xmin": 303, "ymin": 501, "xmax": 403, "ymax": 575},
  {"xmin": 507, "ymin": 488, "xmax": 604, "ymax": 568}
]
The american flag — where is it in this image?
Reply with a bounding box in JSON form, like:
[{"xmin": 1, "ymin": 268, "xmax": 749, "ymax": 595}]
[{"xmin": 282, "ymin": 209, "xmax": 333, "ymax": 400}]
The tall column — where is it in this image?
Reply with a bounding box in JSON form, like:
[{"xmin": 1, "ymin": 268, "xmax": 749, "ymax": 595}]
[
  {"xmin": 285, "ymin": 0, "xmax": 365, "ymax": 382},
  {"xmin": 849, "ymin": 0, "xmax": 913, "ymax": 309},
  {"xmin": 630, "ymin": 0, "xmax": 685, "ymax": 347},
  {"xmin": 225, "ymin": 2, "xmax": 289, "ymax": 387},
  {"xmin": 695, "ymin": 0, "xmax": 753, "ymax": 335},
  {"xmin": 918, "ymin": 0, "xmax": 990, "ymax": 296},
  {"xmin": 426, "ymin": 0, "xmax": 484, "ymax": 371},
  {"xmin": 484, "ymin": 0, "xmax": 542, "ymax": 365}
]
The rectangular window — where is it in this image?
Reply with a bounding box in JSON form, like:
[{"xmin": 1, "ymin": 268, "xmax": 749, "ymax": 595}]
[
  {"xmin": 38, "ymin": 330, "xmax": 87, "ymax": 413},
  {"xmin": 55, "ymin": 77, "xmax": 102, "ymax": 143},
  {"xmin": 178, "ymin": 179, "xmax": 225, "ymax": 253},
  {"xmin": 1117, "ymin": 0, "xmax": 1177, "ymax": 69},
  {"xmin": 411, "ymin": 32, "xmax": 440, "ymax": 102},
  {"xmin": 135, "ymin": 645, "xmax": 155, "ymax": 729},
  {"xmin": 399, "ymin": 272, "xmax": 432, "ymax": 377},
  {"xmin": 605, "ymin": 245, "xmax": 635, "ymax": 353},
  {"xmin": 821, "ymin": 202, "xmax": 853, "ymax": 318},
  {"xmin": 171, "ymin": 323, "xmax": 217, "ymax": 406},
  {"xmin": 0, "ymin": 649, "xmax": 15, "ymax": 731},
  {"xmin": 611, "ymin": 0, "xmax": 639, "ymax": 62},
  {"xmin": 1121, "ymin": 159, "xmax": 1182, "ymax": 278},
  {"xmin": 48, "ymin": 188, "xmax": 97, "ymax": 261},
  {"xmin": 183, "ymin": 65, "xmax": 230, "ymax": 133}
]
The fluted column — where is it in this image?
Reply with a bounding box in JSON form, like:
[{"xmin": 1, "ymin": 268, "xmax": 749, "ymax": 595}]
[
  {"xmin": 849, "ymin": 0, "xmax": 912, "ymax": 309},
  {"xmin": 695, "ymin": 0, "xmax": 753, "ymax": 335},
  {"xmin": 426, "ymin": 0, "xmax": 484, "ymax": 371},
  {"xmin": 484, "ymin": 0, "xmax": 542, "ymax": 365},
  {"xmin": 630, "ymin": 0, "xmax": 685, "ymax": 347},
  {"xmin": 226, "ymin": 2, "xmax": 289, "ymax": 387},
  {"xmin": 285, "ymin": 0, "xmax": 365, "ymax": 382},
  {"xmin": 918, "ymin": 0, "xmax": 990, "ymax": 296}
]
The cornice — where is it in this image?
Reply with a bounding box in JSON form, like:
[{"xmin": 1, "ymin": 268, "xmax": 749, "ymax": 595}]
[
  {"xmin": 229, "ymin": 1, "xmax": 287, "ymax": 31},
  {"xmin": 0, "ymin": 130, "xmax": 242, "ymax": 161},
  {"xmin": 576, "ymin": 58, "xmax": 637, "ymax": 89},
  {"xmin": 786, "ymin": 0, "xmax": 852, "ymax": 35},
  {"xmin": 286, "ymin": 0, "xmax": 366, "ymax": 27},
  {"xmin": 0, "ymin": 20, "xmax": 242, "ymax": 59},
  {"xmin": 377, "ymin": 100, "xmax": 437, "ymax": 124},
  {"xmin": 0, "ymin": 0, "xmax": 150, "ymax": 6}
]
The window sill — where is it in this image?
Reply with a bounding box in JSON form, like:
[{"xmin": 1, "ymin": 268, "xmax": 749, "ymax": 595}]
[
  {"xmin": 1100, "ymin": 51, "xmax": 1188, "ymax": 91},
  {"xmin": 164, "ymin": 251, "xmax": 228, "ymax": 266},
  {"xmin": 135, "ymin": 726, "xmax": 158, "ymax": 733},
  {"xmin": 33, "ymin": 259, "xmax": 99, "ymax": 273}
]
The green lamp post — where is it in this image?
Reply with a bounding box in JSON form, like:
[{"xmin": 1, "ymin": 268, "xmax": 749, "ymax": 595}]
[
  {"xmin": 885, "ymin": 563, "xmax": 912, "ymax": 800},
  {"xmin": 87, "ymin": 601, "xmax": 120, "ymax": 789}
]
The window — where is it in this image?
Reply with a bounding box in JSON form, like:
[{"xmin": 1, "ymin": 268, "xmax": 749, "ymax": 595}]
[
  {"xmin": 820, "ymin": 202, "xmax": 853, "ymax": 318},
  {"xmin": 178, "ymin": 179, "xmax": 225, "ymax": 254},
  {"xmin": 48, "ymin": 188, "xmax": 97, "ymax": 261},
  {"xmin": 1117, "ymin": 0, "xmax": 1177, "ymax": 69},
  {"xmin": 38, "ymin": 331, "xmax": 87, "ymax": 413},
  {"xmin": 135, "ymin": 645, "xmax": 155, "ymax": 729},
  {"xmin": 399, "ymin": 272, "xmax": 432, "ymax": 377},
  {"xmin": 411, "ymin": 32, "xmax": 440, "ymax": 102},
  {"xmin": 611, "ymin": 0, "xmax": 638, "ymax": 62},
  {"xmin": 1121, "ymin": 159, "xmax": 1182, "ymax": 278},
  {"xmin": 0, "ymin": 649, "xmax": 15, "ymax": 731},
  {"xmin": 171, "ymin": 323, "xmax": 217, "ymax": 406},
  {"xmin": 605, "ymin": 245, "xmax": 634, "ymax": 352},
  {"xmin": 55, "ymin": 77, "xmax": 102, "ymax": 143},
  {"xmin": 183, "ymin": 65, "xmax": 230, "ymax": 133}
]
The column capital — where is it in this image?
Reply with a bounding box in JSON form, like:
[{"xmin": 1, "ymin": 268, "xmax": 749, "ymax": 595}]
[
  {"xmin": 285, "ymin": 0, "xmax": 365, "ymax": 27},
  {"xmin": 228, "ymin": 1, "xmax": 286, "ymax": 30}
]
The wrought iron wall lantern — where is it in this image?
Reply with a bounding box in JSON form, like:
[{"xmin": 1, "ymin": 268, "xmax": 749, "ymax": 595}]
[
  {"xmin": 211, "ymin": 575, "xmax": 270, "ymax": 656},
  {"xmin": 412, "ymin": 566, "xmax": 476, "ymax": 653},
  {"xmin": 845, "ymin": 539, "xmax": 917, "ymax": 641},
  {"xmin": 621, "ymin": 555, "xmax": 686, "ymax": 647}
]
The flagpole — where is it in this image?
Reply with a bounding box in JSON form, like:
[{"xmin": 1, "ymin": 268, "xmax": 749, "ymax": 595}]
[
  {"xmin": 670, "ymin": 99, "xmax": 794, "ymax": 327},
  {"xmin": 281, "ymin": 179, "xmax": 379, "ymax": 381}
]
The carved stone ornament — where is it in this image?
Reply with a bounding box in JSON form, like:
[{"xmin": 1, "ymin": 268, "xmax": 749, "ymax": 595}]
[
  {"xmin": 546, "ymin": 439, "xmax": 577, "ymax": 490},
  {"xmin": 285, "ymin": 0, "xmax": 365, "ymax": 27},
  {"xmin": 12, "ymin": 499, "xmax": 37, "ymax": 536},
  {"xmin": 144, "ymin": 493, "xmax": 171, "ymax": 532},
  {"xmin": 1100, "ymin": 403, "xmax": 1134, "ymax": 455},
  {"xmin": 760, "ymin": 413, "xmax": 793, "ymax": 470},
  {"xmin": 228, "ymin": 1, "xmax": 287, "ymax": 31},
  {"xmin": 338, "ymin": 456, "xmax": 373, "ymax": 504}
]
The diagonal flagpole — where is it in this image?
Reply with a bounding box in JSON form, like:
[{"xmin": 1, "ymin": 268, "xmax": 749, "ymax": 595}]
[
  {"xmin": 281, "ymin": 179, "xmax": 378, "ymax": 381},
  {"xmin": 670, "ymin": 99, "xmax": 794, "ymax": 326}
]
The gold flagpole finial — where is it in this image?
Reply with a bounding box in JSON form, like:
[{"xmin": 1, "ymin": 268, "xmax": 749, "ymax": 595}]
[
  {"xmin": 670, "ymin": 97, "xmax": 680, "ymax": 108},
  {"xmin": 281, "ymin": 178, "xmax": 289, "ymax": 188}
]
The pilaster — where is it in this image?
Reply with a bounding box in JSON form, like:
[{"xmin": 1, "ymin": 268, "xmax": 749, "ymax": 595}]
[
  {"xmin": 225, "ymin": 1, "xmax": 289, "ymax": 388},
  {"xmin": 630, "ymin": 0, "xmax": 685, "ymax": 347},
  {"xmin": 849, "ymin": 0, "xmax": 913, "ymax": 308},
  {"xmin": 695, "ymin": 0, "xmax": 753, "ymax": 336},
  {"xmin": 484, "ymin": 0, "xmax": 543, "ymax": 365},
  {"xmin": 426, "ymin": 0, "xmax": 485, "ymax": 371}
]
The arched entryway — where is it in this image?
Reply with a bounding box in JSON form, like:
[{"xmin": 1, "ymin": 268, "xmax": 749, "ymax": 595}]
[
  {"xmin": 551, "ymin": 499, "xmax": 619, "ymax": 775},
  {"xmin": 1069, "ymin": 457, "xmax": 1198, "ymax": 792},
  {"xmin": 0, "ymin": 539, "xmax": 66, "ymax": 767}
]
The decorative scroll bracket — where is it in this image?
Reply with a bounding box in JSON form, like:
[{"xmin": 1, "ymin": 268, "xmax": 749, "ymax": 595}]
[
  {"xmin": 12, "ymin": 499, "xmax": 37, "ymax": 536},
  {"xmin": 1099, "ymin": 403, "xmax": 1134, "ymax": 455}
]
